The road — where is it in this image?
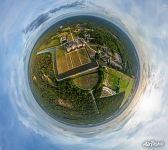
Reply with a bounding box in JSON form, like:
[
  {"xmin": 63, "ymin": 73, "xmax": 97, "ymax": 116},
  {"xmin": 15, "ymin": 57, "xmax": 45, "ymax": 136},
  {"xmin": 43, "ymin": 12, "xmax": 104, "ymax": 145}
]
[
  {"xmin": 89, "ymin": 90, "xmax": 100, "ymax": 114},
  {"xmin": 36, "ymin": 47, "xmax": 56, "ymax": 55}
]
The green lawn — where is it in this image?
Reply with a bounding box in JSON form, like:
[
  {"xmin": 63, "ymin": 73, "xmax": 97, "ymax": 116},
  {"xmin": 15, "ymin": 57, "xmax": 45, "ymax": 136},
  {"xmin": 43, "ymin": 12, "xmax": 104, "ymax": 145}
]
[
  {"xmin": 73, "ymin": 73, "xmax": 98, "ymax": 90},
  {"xmin": 56, "ymin": 46, "xmax": 65, "ymax": 58},
  {"xmin": 104, "ymin": 67, "xmax": 134, "ymax": 101},
  {"xmin": 38, "ymin": 38, "xmax": 60, "ymax": 51}
]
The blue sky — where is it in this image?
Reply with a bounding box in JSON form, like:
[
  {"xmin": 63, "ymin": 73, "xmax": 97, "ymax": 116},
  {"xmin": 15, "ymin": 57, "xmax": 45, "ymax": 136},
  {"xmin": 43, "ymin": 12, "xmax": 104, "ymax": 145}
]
[{"xmin": 0, "ymin": 0, "xmax": 168, "ymax": 150}]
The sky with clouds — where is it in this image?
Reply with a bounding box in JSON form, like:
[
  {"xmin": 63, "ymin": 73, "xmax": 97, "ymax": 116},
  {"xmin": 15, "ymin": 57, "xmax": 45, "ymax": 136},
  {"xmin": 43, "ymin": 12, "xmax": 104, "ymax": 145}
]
[{"xmin": 0, "ymin": 0, "xmax": 168, "ymax": 150}]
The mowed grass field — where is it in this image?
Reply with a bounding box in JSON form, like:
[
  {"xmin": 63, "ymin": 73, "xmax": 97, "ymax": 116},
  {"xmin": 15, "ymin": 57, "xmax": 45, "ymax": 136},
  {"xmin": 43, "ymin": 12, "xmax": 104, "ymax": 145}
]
[
  {"xmin": 103, "ymin": 67, "xmax": 134, "ymax": 104},
  {"xmin": 73, "ymin": 72, "xmax": 98, "ymax": 90},
  {"xmin": 37, "ymin": 37, "xmax": 60, "ymax": 52},
  {"xmin": 70, "ymin": 51, "xmax": 81, "ymax": 68},
  {"xmin": 56, "ymin": 47, "xmax": 91, "ymax": 74},
  {"xmin": 56, "ymin": 47, "xmax": 68, "ymax": 74}
]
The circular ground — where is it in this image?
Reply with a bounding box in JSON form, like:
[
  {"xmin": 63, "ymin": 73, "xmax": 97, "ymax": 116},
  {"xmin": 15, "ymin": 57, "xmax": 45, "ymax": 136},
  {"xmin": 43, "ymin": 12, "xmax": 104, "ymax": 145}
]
[
  {"xmin": 29, "ymin": 15, "xmax": 140, "ymax": 126},
  {"xmin": 73, "ymin": 73, "xmax": 98, "ymax": 90}
]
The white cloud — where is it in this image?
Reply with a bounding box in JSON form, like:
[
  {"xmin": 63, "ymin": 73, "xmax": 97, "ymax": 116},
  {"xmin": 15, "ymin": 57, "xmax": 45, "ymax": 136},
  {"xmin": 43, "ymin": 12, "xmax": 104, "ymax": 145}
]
[{"xmin": 4, "ymin": 0, "xmax": 168, "ymax": 150}]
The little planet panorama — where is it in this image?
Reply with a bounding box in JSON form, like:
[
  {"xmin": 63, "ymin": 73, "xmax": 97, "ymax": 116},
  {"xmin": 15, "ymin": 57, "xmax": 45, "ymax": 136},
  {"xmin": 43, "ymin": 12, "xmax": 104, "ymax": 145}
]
[{"xmin": 29, "ymin": 15, "xmax": 140, "ymax": 126}]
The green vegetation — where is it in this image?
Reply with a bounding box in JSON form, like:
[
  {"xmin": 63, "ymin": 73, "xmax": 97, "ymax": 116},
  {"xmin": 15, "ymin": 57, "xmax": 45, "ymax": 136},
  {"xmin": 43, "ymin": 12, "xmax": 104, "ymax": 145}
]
[
  {"xmin": 38, "ymin": 37, "xmax": 60, "ymax": 51},
  {"xmin": 29, "ymin": 17, "xmax": 137, "ymax": 126},
  {"xmin": 30, "ymin": 53, "xmax": 98, "ymax": 124},
  {"xmin": 77, "ymin": 21, "xmax": 136, "ymax": 76},
  {"xmin": 104, "ymin": 67, "xmax": 134, "ymax": 102},
  {"xmin": 56, "ymin": 46, "xmax": 65, "ymax": 57},
  {"xmin": 73, "ymin": 73, "xmax": 98, "ymax": 90},
  {"xmin": 97, "ymin": 92, "xmax": 124, "ymax": 117}
]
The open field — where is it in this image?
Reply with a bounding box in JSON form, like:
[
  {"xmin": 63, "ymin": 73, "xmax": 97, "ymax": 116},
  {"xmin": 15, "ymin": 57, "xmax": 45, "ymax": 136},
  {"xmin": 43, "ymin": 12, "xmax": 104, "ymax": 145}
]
[
  {"xmin": 103, "ymin": 67, "xmax": 134, "ymax": 102},
  {"xmin": 73, "ymin": 72, "xmax": 98, "ymax": 90},
  {"xmin": 77, "ymin": 48, "xmax": 91, "ymax": 64},
  {"xmin": 66, "ymin": 54, "xmax": 73, "ymax": 70},
  {"xmin": 55, "ymin": 47, "xmax": 68, "ymax": 74},
  {"xmin": 120, "ymin": 78, "xmax": 134, "ymax": 99},
  {"xmin": 70, "ymin": 51, "xmax": 81, "ymax": 68},
  {"xmin": 57, "ymin": 32, "xmax": 68, "ymax": 38},
  {"xmin": 38, "ymin": 38, "xmax": 60, "ymax": 51},
  {"xmin": 104, "ymin": 73, "xmax": 120, "ymax": 92},
  {"xmin": 56, "ymin": 47, "xmax": 91, "ymax": 75}
]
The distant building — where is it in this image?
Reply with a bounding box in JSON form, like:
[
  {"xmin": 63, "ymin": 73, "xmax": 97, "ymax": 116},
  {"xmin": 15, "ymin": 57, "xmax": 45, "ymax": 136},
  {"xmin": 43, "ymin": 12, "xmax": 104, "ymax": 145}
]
[
  {"xmin": 84, "ymin": 33, "xmax": 91, "ymax": 42},
  {"xmin": 101, "ymin": 46, "xmax": 108, "ymax": 53},
  {"xmin": 109, "ymin": 58, "xmax": 123, "ymax": 70},
  {"xmin": 64, "ymin": 38, "xmax": 85, "ymax": 53},
  {"xmin": 100, "ymin": 49, "xmax": 123, "ymax": 70},
  {"xmin": 59, "ymin": 26, "xmax": 63, "ymax": 29},
  {"xmin": 74, "ymin": 24, "xmax": 82, "ymax": 32},
  {"xmin": 114, "ymin": 52, "xmax": 122, "ymax": 64},
  {"xmin": 100, "ymin": 86, "xmax": 116, "ymax": 98},
  {"xmin": 60, "ymin": 36, "xmax": 67, "ymax": 45}
]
